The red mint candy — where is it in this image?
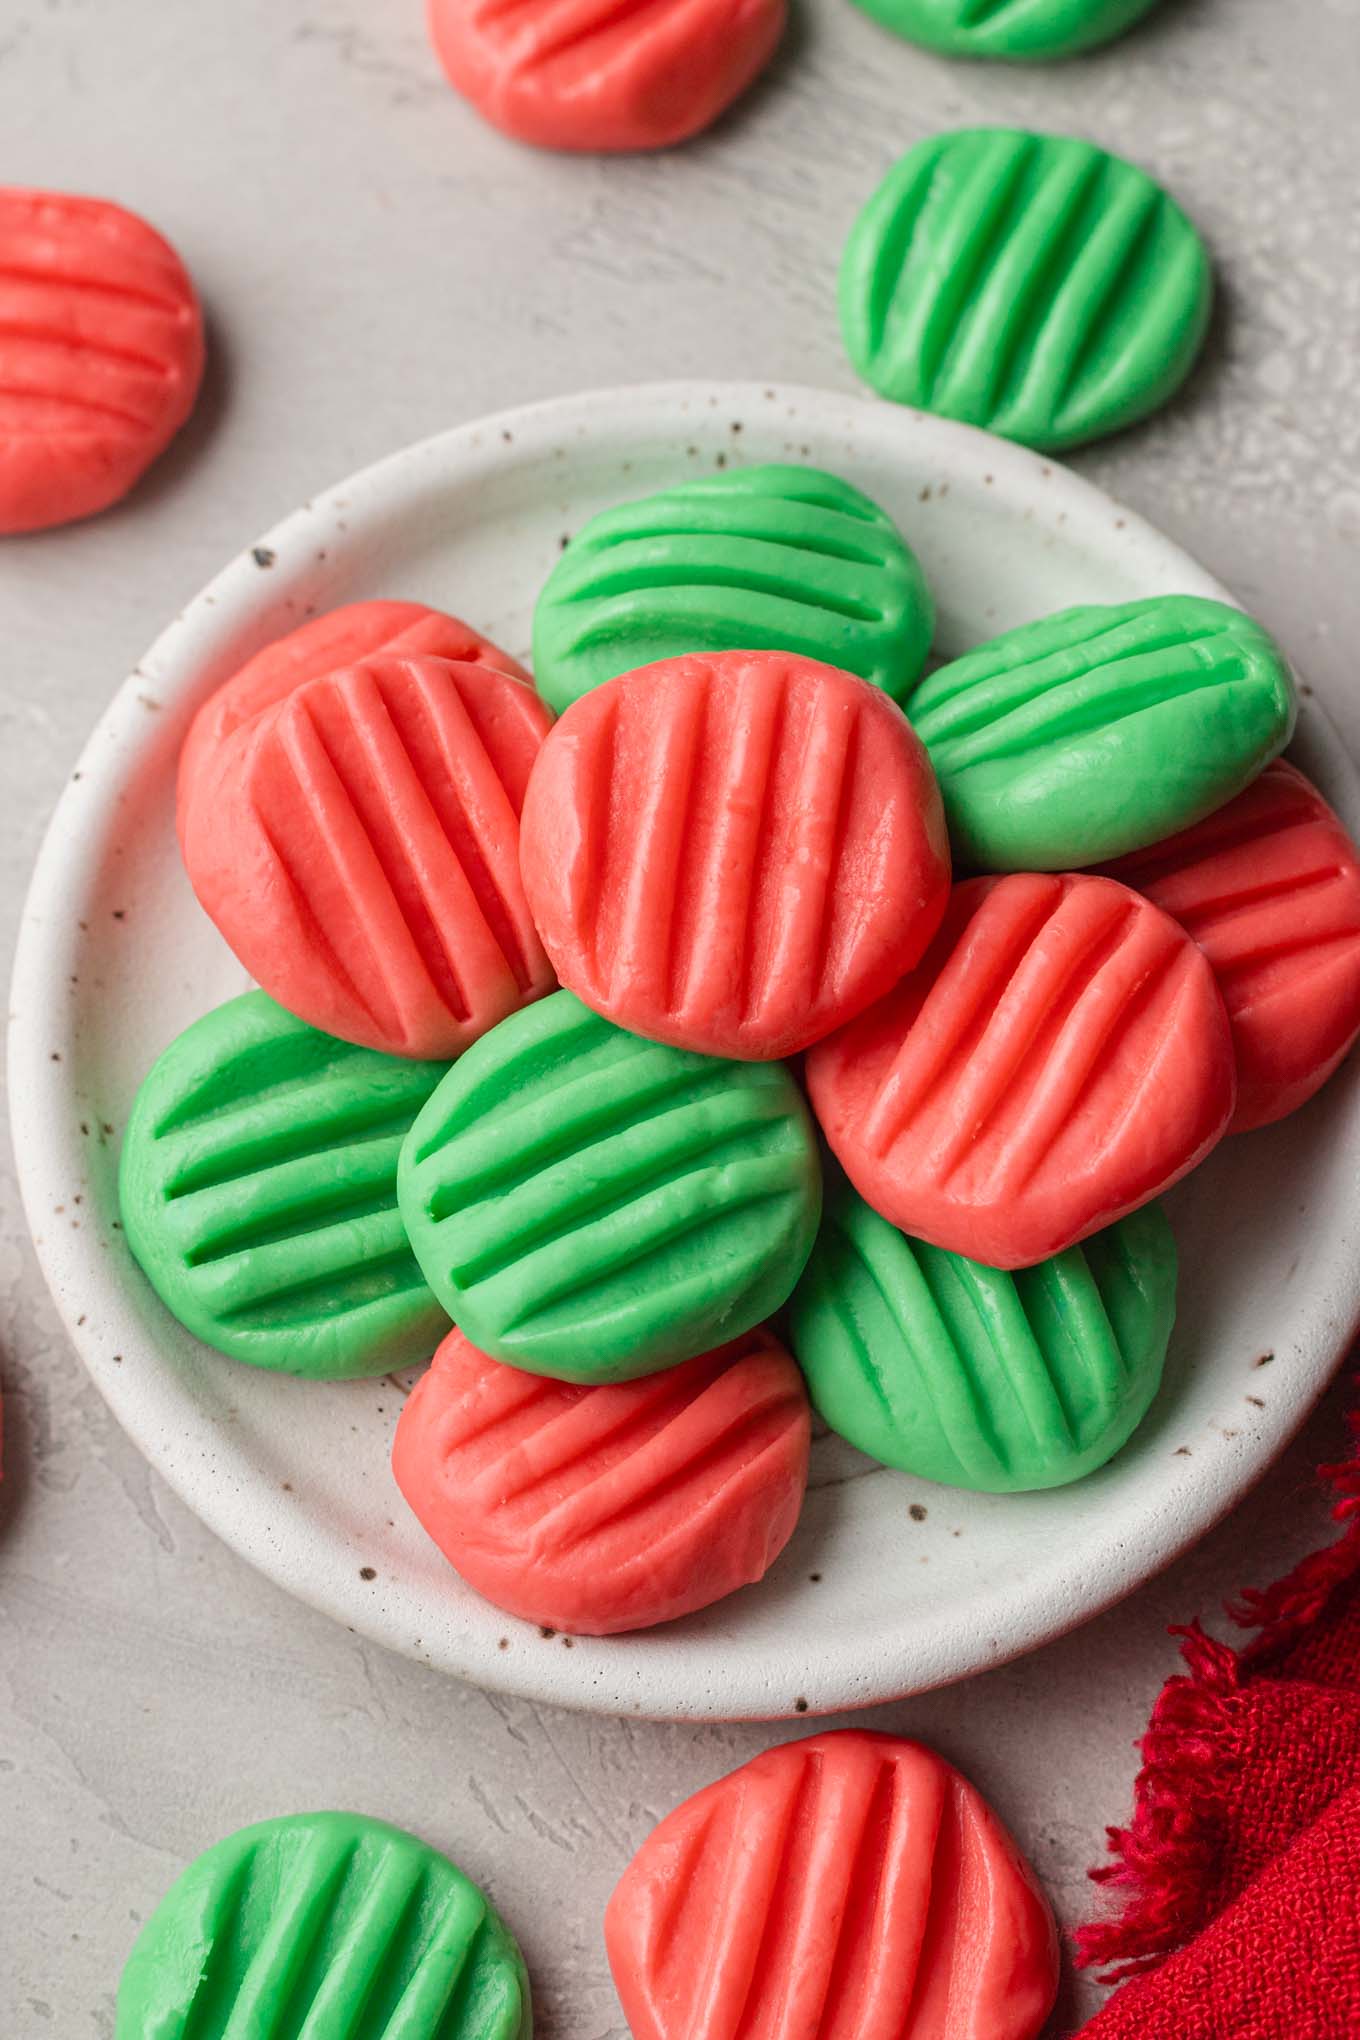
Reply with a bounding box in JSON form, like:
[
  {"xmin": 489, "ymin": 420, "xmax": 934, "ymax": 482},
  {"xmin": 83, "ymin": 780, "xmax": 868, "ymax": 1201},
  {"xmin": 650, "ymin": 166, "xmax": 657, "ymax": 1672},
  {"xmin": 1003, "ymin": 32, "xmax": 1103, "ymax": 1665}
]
[
  {"xmin": 520, "ymin": 649, "xmax": 951, "ymax": 1061},
  {"xmin": 0, "ymin": 188, "xmax": 203, "ymax": 533},
  {"xmin": 806, "ymin": 872, "xmax": 1236, "ymax": 1267},
  {"xmin": 393, "ymin": 1324, "xmax": 810, "ymax": 1634},
  {"xmin": 606, "ymin": 1729, "xmax": 1059, "ymax": 2040},
  {"xmin": 182, "ymin": 654, "xmax": 554, "ymax": 1060},
  {"xmin": 1104, "ymin": 760, "xmax": 1360, "ymax": 1134},
  {"xmin": 427, "ymin": 0, "xmax": 786, "ymax": 154}
]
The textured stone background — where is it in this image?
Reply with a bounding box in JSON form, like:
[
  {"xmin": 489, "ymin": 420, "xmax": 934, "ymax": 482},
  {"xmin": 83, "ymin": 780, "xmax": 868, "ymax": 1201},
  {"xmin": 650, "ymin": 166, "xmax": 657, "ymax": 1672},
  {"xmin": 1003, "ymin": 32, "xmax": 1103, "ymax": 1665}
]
[{"xmin": 2, "ymin": 0, "xmax": 1359, "ymax": 2032}]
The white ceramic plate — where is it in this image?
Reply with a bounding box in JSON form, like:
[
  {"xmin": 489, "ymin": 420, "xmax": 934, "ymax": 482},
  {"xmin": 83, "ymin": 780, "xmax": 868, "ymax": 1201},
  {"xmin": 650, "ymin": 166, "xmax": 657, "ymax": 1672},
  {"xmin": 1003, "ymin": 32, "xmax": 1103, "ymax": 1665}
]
[{"xmin": 13, "ymin": 382, "xmax": 1360, "ymax": 1721}]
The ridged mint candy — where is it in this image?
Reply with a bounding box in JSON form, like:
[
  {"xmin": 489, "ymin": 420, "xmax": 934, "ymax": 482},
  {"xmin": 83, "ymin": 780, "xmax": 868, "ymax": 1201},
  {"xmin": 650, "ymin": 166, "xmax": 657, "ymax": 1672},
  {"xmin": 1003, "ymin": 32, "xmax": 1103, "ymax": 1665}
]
[
  {"xmin": 119, "ymin": 992, "xmax": 449, "ymax": 1378},
  {"xmin": 115, "ymin": 1811, "xmax": 530, "ymax": 2040},
  {"xmin": 909, "ymin": 595, "xmax": 1296, "ymax": 870},
  {"xmin": 840, "ymin": 128, "xmax": 1212, "ymax": 451},
  {"xmin": 532, "ymin": 463, "xmax": 934, "ymax": 713},
  {"xmin": 398, "ymin": 990, "xmax": 821, "ymax": 1382},
  {"xmin": 787, "ymin": 1174, "xmax": 1176, "ymax": 1493},
  {"xmin": 848, "ymin": 0, "xmax": 1164, "ymax": 61}
]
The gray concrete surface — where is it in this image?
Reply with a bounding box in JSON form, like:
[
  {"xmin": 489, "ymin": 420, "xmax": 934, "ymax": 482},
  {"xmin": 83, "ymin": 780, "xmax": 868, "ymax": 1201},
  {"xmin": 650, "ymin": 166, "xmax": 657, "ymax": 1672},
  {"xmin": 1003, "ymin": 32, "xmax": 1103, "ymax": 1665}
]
[{"xmin": 2, "ymin": 0, "xmax": 1359, "ymax": 2032}]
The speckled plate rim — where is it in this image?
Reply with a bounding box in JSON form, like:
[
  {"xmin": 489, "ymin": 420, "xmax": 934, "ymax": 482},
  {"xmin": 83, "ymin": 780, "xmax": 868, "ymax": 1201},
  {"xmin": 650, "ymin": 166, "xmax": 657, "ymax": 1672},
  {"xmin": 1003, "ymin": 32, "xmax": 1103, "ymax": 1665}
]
[{"xmin": 11, "ymin": 380, "xmax": 1360, "ymax": 1722}]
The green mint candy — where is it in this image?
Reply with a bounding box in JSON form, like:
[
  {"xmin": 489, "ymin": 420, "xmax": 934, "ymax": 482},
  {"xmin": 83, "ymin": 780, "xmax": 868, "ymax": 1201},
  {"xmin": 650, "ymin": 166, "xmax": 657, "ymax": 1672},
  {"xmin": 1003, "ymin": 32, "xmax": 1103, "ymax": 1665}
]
[
  {"xmin": 848, "ymin": 0, "xmax": 1164, "ymax": 61},
  {"xmin": 787, "ymin": 1174, "xmax": 1177, "ymax": 1493},
  {"xmin": 532, "ymin": 462, "xmax": 934, "ymax": 713},
  {"xmin": 119, "ymin": 992, "xmax": 449, "ymax": 1378},
  {"xmin": 398, "ymin": 990, "xmax": 821, "ymax": 1383},
  {"xmin": 908, "ymin": 594, "xmax": 1297, "ymax": 869},
  {"xmin": 840, "ymin": 128, "xmax": 1212, "ymax": 451},
  {"xmin": 115, "ymin": 1812, "xmax": 530, "ymax": 2040}
]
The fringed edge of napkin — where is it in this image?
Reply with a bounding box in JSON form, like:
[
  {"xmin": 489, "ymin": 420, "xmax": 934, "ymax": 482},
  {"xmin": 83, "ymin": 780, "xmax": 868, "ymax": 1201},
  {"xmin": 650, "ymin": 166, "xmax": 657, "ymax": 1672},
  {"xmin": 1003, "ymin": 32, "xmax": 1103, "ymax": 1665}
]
[{"xmin": 1076, "ymin": 1400, "xmax": 1360, "ymax": 1984}]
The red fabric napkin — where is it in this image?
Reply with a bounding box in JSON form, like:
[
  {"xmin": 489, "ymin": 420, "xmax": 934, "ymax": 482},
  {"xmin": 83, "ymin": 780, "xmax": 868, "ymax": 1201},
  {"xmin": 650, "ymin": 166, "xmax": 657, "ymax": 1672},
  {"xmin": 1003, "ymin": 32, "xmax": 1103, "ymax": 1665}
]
[{"xmin": 1073, "ymin": 1400, "xmax": 1360, "ymax": 2037}]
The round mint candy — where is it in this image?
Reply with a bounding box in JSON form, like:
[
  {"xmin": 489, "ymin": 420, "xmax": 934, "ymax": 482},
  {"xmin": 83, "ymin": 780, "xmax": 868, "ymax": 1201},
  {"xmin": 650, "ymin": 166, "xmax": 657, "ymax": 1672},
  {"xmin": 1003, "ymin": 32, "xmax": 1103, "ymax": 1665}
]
[
  {"xmin": 532, "ymin": 462, "xmax": 933, "ymax": 713},
  {"xmin": 398, "ymin": 990, "xmax": 821, "ymax": 1382},
  {"xmin": 788, "ymin": 1173, "xmax": 1177, "ymax": 1493},
  {"xmin": 840, "ymin": 128, "xmax": 1211, "ymax": 451},
  {"xmin": 908, "ymin": 594, "xmax": 1296, "ymax": 870},
  {"xmin": 849, "ymin": 0, "xmax": 1164, "ymax": 61},
  {"xmin": 119, "ymin": 991, "xmax": 448, "ymax": 1378},
  {"xmin": 115, "ymin": 1811, "xmax": 530, "ymax": 2039}
]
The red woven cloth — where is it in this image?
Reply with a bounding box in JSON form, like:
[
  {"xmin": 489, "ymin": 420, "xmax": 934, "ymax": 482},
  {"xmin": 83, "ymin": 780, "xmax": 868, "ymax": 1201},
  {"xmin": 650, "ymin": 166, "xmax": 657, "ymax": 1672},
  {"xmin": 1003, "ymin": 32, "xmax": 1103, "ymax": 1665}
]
[{"xmin": 1074, "ymin": 1401, "xmax": 1360, "ymax": 2037}]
